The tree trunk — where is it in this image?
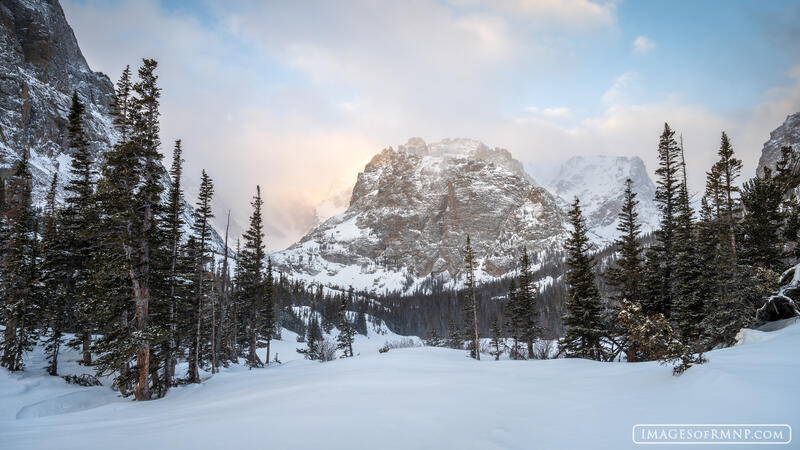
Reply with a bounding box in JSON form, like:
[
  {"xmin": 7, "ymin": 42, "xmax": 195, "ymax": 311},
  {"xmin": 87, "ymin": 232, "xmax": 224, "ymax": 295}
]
[
  {"xmin": 81, "ymin": 331, "xmax": 92, "ymax": 365},
  {"xmin": 132, "ymin": 273, "xmax": 151, "ymax": 401},
  {"xmin": 471, "ymin": 287, "xmax": 480, "ymax": 361}
]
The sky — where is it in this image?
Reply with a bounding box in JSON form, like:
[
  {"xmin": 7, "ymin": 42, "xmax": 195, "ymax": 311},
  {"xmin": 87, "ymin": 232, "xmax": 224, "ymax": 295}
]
[{"xmin": 62, "ymin": 0, "xmax": 800, "ymax": 251}]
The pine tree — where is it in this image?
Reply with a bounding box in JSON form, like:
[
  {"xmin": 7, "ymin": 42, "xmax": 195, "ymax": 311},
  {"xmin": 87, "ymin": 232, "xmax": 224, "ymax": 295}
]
[
  {"xmin": 605, "ymin": 179, "xmax": 644, "ymax": 305},
  {"xmin": 714, "ymin": 132, "xmax": 743, "ymax": 259},
  {"xmin": 61, "ymin": 91, "xmax": 97, "ymax": 365},
  {"xmin": 561, "ymin": 197, "xmax": 608, "ymax": 361},
  {"xmin": 504, "ymin": 278, "xmax": 524, "ymax": 359},
  {"xmin": 446, "ymin": 318, "xmax": 462, "ymax": 349},
  {"xmin": 110, "ymin": 65, "xmax": 133, "ymax": 140},
  {"xmin": 188, "ymin": 170, "xmax": 214, "ymax": 383},
  {"xmin": 92, "ymin": 61, "xmax": 166, "ymax": 400},
  {"xmin": 130, "ymin": 58, "xmax": 166, "ymax": 400},
  {"xmin": 463, "ymin": 235, "xmax": 480, "ymax": 360},
  {"xmin": 698, "ymin": 158, "xmax": 749, "ymax": 349},
  {"xmin": 644, "ymin": 123, "xmax": 682, "ymax": 317},
  {"xmin": 604, "ymin": 178, "xmax": 644, "ymax": 361},
  {"xmin": 297, "ymin": 315, "xmax": 323, "ymax": 360},
  {"xmin": 0, "ymin": 151, "xmax": 41, "ymax": 371},
  {"xmin": 336, "ymin": 287, "xmax": 355, "ymax": 358},
  {"xmin": 160, "ymin": 140, "xmax": 184, "ymax": 389},
  {"xmin": 263, "ymin": 257, "xmax": 276, "ymax": 364},
  {"xmin": 489, "ymin": 317, "xmax": 503, "ymax": 360},
  {"xmin": 425, "ymin": 327, "xmax": 443, "ymax": 347},
  {"xmin": 672, "ymin": 139, "xmax": 704, "ymax": 348},
  {"xmin": 517, "ymin": 248, "xmax": 540, "ymax": 358},
  {"xmin": 239, "ymin": 186, "xmax": 266, "ymax": 367},
  {"xmin": 740, "ymin": 168, "xmax": 784, "ymax": 271},
  {"xmin": 41, "ymin": 173, "xmax": 66, "ymax": 375}
]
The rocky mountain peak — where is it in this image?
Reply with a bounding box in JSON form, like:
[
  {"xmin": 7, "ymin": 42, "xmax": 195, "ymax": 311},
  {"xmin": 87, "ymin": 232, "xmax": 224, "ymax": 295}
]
[
  {"xmin": 273, "ymin": 138, "xmax": 565, "ymax": 294},
  {"xmin": 544, "ymin": 154, "xmax": 659, "ymax": 245},
  {"xmin": 757, "ymin": 112, "xmax": 800, "ymax": 177}
]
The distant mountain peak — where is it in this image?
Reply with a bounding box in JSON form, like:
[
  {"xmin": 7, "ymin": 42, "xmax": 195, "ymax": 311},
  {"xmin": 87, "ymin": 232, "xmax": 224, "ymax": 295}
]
[
  {"xmin": 545, "ymin": 154, "xmax": 659, "ymax": 245},
  {"xmin": 272, "ymin": 137, "xmax": 564, "ymax": 294}
]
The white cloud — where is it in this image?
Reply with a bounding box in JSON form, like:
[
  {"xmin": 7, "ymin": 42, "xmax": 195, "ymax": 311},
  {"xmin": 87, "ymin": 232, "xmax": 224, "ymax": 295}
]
[
  {"xmin": 60, "ymin": 0, "xmax": 800, "ymax": 251},
  {"xmin": 602, "ymin": 71, "xmax": 638, "ymax": 104},
  {"xmin": 633, "ymin": 35, "xmax": 655, "ymax": 54},
  {"xmin": 452, "ymin": 0, "xmax": 618, "ymax": 30}
]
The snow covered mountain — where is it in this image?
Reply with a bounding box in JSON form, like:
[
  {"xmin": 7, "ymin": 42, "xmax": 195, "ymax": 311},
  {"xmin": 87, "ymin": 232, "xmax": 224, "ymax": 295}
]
[
  {"xmin": 544, "ymin": 155, "xmax": 660, "ymax": 246},
  {"xmin": 0, "ymin": 0, "xmax": 225, "ymax": 252},
  {"xmin": 757, "ymin": 112, "xmax": 800, "ymax": 177},
  {"xmin": 271, "ymin": 138, "xmax": 566, "ymax": 294}
]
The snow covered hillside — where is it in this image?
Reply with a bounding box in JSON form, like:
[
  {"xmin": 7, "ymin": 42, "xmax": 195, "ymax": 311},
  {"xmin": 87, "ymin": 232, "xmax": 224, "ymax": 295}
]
[{"xmin": 2, "ymin": 321, "xmax": 798, "ymax": 449}]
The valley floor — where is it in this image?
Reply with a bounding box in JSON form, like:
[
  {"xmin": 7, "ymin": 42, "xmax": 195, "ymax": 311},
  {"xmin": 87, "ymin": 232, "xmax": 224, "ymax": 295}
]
[{"xmin": 1, "ymin": 323, "xmax": 799, "ymax": 450}]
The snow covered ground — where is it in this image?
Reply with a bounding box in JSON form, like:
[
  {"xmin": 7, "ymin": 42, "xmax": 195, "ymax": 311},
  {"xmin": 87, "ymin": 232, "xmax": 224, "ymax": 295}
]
[{"xmin": 2, "ymin": 322, "xmax": 799, "ymax": 449}]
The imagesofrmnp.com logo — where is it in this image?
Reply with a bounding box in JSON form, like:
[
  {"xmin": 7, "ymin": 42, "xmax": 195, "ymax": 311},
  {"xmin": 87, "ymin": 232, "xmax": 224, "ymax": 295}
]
[{"xmin": 633, "ymin": 424, "xmax": 792, "ymax": 445}]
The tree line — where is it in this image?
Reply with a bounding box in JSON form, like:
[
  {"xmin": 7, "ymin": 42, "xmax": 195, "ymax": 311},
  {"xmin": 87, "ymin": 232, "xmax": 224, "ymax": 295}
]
[{"xmin": 560, "ymin": 124, "xmax": 798, "ymax": 373}]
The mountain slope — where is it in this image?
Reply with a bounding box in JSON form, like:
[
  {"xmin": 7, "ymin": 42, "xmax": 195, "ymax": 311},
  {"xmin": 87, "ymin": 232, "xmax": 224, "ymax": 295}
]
[
  {"xmin": 0, "ymin": 0, "xmax": 225, "ymax": 251},
  {"xmin": 757, "ymin": 112, "xmax": 800, "ymax": 176},
  {"xmin": 271, "ymin": 138, "xmax": 565, "ymax": 294},
  {"xmin": 544, "ymin": 155, "xmax": 659, "ymax": 245}
]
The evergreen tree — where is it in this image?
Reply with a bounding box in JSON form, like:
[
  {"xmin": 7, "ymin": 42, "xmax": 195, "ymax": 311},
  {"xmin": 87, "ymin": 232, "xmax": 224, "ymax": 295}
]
[
  {"xmin": 263, "ymin": 257, "xmax": 276, "ymax": 364},
  {"xmin": 672, "ymin": 139, "xmax": 705, "ymax": 348},
  {"xmin": 604, "ymin": 178, "xmax": 644, "ymax": 303},
  {"xmin": 463, "ymin": 235, "xmax": 480, "ymax": 360},
  {"xmin": 92, "ymin": 60, "xmax": 166, "ymax": 400},
  {"xmin": 239, "ymin": 186, "xmax": 266, "ymax": 367},
  {"xmin": 489, "ymin": 317, "xmax": 503, "ymax": 361},
  {"xmin": 160, "ymin": 140, "xmax": 185, "ymax": 389},
  {"xmin": 41, "ymin": 173, "xmax": 67, "ymax": 375},
  {"xmin": 61, "ymin": 91, "xmax": 97, "ymax": 365},
  {"xmin": 446, "ymin": 318, "xmax": 462, "ymax": 349},
  {"xmin": 130, "ymin": 58, "xmax": 166, "ymax": 401},
  {"xmin": 336, "ymin": 287, "xmax": 355, "ymax": 358},
  {"xmin": 355, "ymin": 311, "xmax": 368, "ymax": 336},
  {"xmin": 561, "ymin": 198, "xmax": 608, "ymax": 361},
  {"xmin": 504, "ymin": 278, "xmax": 524, "ymax": 359},
  {"xmin": 518, "ymin": 248, "xmax": 540, "ymax": 358},
  {"xmin": 714, "ymin": 132, "xmax": 743, "ymax": 259},
  {"xmin": 0, "ymin": 152, "xmax": 41, "ymax": 371},
  {"xmin": 425, "ymin": 327, "xmax": 443, "ymax": 347},
  {"xmin": 740, "ymin": 168, "xmax": 784, "ymax": 271},
  {"xmin": 188, "ymin": 170, "xmax": 214, "ymax": 383},
  {"xmin": 645, "ymin": 123, "xmax": 682, "ymax": 317},
  {"xmin": 604, "ymin": 178, "xmax": 644, "ymax": 361},
  {"xmin": 297, "ymin": 315, "xmax": 323, "ymax": 360}
]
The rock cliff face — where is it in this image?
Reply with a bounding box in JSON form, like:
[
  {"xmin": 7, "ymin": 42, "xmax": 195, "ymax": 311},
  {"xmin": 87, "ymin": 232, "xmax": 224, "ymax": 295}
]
[
  {"xmin": 0, "ymin": 0, "xmax": 225, "ymax": 251},
  {"xmin": 271, "ymin": 138, "xmax": 566, "ymax": 294},
  {"xmin": 756, "ymin": 113, "xmax": 800, "ymax": 177},
  {"xmin": 545, "ymin": 155, "xmax": 660, "ymax": 245},
  {"xmin": 0, "ymin": 0, "xmax": 115, "ymax": 197}
]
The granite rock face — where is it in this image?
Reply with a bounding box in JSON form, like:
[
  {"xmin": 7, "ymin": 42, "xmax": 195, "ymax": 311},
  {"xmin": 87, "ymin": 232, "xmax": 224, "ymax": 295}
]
[
  {"xmin": 0, "ymin": 0, "xmax": 116, "ymax": 196},
  {"xmin": 272, "ymin": 138, "xmax": 566, "ymax": 293},
  {"xmin": 0, "ymin": 0, "xmax": 226, "ymax": 251}
]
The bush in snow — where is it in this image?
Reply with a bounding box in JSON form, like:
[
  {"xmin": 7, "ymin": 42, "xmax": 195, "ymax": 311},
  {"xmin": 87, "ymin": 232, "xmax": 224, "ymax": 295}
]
[
  {"xmin": 318, "ymin": 339, "xmax": 337, "ymax": 362},
  {"xmin": 530, "ymin": 339, "xmax": 555, "ymax": 360},
  {"xmin": 383, "ymin": 338, "xmax": 421, "ymax": 351}
]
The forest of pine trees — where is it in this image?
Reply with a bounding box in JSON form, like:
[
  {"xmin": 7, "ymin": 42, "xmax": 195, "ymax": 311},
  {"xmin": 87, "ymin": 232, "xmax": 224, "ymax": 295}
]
[
  {"xmin": 0, "ymin": 59, "xmax": 380, "ymax": 399},
  {"xmin": 559, "ymin": 123, "xmax": 800, "ymax": 373}
]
